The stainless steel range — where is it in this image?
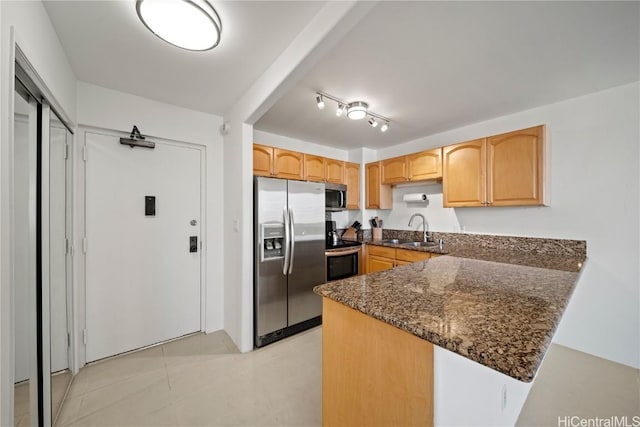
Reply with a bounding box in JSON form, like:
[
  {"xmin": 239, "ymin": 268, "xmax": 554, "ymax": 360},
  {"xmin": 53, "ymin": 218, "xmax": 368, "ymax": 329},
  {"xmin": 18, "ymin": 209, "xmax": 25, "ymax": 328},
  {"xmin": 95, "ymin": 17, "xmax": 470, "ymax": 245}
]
[{"xmin": 325, "ymin": 221, "xmax": 361, "ymax": 282}]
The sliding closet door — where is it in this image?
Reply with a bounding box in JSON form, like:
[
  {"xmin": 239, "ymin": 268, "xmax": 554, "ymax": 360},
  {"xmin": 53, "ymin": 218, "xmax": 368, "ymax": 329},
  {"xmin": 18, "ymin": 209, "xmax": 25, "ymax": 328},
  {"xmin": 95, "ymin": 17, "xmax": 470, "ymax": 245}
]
[
  {"xmin": 13, "ymin": 81, "xmax": 38, "ymax": 427},
  {"xmin": 49, "ymin": 112, "xmax": 72, "ymax": 424}
]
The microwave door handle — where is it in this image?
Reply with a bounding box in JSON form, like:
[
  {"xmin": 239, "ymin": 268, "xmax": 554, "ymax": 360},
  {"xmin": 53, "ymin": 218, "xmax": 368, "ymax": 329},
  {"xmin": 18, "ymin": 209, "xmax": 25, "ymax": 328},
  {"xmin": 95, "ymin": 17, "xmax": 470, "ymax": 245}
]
[
  {"xmin": 339, "ymin": 191, "xmax": 344, "ymax": 208},
  {"xmin": 282, "ymin": 207, "xmax": 290, "ymax": 275},
  {"xmin": 288, "ymin": 208, "xmax": 295, "ymax": 274}
]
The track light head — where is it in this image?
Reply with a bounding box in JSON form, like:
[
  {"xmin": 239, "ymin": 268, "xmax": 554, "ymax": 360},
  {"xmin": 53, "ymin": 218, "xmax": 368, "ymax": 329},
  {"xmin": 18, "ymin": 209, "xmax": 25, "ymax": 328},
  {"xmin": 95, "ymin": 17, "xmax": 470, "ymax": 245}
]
[
  {"xmin": 380, "ymin": 122, "xmax": 389, "ymax": 132},
  {"xmin": 316, "ymin": 95, "xmax": 325, "ymax": 110},
  {"xmin": 336, "ymin": 104, "xmax": 346, "ymax": 117},
  {"xmin": 368, "ymin": 117, "xmax": 378, "ymax": 128}
]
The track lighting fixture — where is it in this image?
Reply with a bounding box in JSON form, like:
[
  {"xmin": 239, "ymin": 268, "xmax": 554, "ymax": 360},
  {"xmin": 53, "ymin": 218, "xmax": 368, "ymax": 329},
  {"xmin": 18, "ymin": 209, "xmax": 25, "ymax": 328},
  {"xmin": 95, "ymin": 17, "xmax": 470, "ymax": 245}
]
[{"xmin": 314, "ymin": 91, "xmax": 391, "ymax": 132}]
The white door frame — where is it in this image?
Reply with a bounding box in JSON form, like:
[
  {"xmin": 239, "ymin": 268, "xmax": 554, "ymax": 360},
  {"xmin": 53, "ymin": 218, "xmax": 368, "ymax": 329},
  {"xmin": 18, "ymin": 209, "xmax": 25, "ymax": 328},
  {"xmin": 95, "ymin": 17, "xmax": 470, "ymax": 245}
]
[{"xmin": 80, "ymin": 127, "xmax": 208, "ymax": 363}]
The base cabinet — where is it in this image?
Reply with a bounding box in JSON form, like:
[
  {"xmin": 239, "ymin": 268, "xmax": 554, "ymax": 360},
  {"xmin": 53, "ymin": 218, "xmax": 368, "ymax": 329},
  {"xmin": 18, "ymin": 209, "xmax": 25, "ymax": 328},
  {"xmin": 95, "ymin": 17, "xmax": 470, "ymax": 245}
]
[
  {"xmin": 322, "ymin": 298, "xmax": 434, "ymax": 427},
  {"xmin": 366, "ymin": 245, "xmax": 432, "ymax": 273}
]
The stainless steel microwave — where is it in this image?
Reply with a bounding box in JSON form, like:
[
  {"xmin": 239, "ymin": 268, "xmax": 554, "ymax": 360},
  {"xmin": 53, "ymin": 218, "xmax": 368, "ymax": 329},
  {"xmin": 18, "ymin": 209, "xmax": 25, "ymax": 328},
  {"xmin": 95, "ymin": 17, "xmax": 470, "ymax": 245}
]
[{"xmin": 325, "ymin": 183, "xmax": 347, "ymax": 211}]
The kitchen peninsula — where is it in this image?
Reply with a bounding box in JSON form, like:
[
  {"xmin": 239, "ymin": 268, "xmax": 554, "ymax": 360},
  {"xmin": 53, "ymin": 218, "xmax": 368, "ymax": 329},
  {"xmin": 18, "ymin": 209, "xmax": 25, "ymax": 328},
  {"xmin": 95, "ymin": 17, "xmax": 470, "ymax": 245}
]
[{"xmin": 314, "ymin": 235, "xmax": 585, "ymax": 427}]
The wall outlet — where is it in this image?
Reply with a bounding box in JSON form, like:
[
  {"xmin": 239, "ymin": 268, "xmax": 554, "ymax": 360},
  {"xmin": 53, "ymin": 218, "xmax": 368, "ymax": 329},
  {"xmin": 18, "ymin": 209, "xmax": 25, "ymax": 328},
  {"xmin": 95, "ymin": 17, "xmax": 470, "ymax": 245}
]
[
  {"xmin": 233, "ymin": 219, "xmax": 240, "ymax": 232},
  {"xmin": 501, "ymin": 384, "xmax": 508, "ymax": 411}
]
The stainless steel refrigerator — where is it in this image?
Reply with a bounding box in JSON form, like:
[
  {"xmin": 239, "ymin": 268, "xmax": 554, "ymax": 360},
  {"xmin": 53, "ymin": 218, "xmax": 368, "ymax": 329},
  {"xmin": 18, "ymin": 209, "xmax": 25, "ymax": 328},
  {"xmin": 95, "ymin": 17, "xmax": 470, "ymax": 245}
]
[{"xmin": 254, "ymin": 177, "xmax": 325, "ymax": 348}]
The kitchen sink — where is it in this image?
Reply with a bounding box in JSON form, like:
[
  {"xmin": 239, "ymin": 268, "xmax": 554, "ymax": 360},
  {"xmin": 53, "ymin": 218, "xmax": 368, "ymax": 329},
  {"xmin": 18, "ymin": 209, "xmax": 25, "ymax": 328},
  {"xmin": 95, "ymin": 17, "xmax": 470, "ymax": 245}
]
[
  {"xmin": 380, "ymin": 239, "xmax": 400, "ymax": 244},
  {"xmin": 400, "ymin": 241, "xmax": 438, "ymax": 248}
]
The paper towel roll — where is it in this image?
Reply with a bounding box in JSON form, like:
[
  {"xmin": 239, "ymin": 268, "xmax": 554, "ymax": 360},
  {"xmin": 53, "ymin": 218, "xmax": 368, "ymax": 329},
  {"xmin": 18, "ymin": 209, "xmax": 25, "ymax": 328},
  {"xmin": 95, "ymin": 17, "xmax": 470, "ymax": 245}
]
[{"xmin": 403, "ymin": 193, "xmax": 428, "ymax": 202}]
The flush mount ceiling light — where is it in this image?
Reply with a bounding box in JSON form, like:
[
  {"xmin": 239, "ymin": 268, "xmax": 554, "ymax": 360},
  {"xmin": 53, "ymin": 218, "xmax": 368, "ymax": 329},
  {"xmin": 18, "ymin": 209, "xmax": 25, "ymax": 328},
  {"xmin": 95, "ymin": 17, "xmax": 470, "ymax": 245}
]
[
  {"xmin": 314, "ymin": 92, "xmax": 391, "ymax": 132},
  {"xmin": 347, "ymin": 102, "xmax": 369, "ymax": 120},
  {"xmin": 137, "ymin": 0, "xmax": 222, "ymax": 51}
]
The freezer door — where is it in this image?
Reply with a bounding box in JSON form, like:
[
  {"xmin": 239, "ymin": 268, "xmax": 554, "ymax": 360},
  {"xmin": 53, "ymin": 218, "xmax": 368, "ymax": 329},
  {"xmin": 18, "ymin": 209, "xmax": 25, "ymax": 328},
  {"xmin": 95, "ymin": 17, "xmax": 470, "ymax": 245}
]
[
  {"xmin": 287, "ymin": 180, "xmax": 326, "ymax": 326},
  {"xmin": 254, "ymin": 177, "xmax": 288, "ymax": 342}
]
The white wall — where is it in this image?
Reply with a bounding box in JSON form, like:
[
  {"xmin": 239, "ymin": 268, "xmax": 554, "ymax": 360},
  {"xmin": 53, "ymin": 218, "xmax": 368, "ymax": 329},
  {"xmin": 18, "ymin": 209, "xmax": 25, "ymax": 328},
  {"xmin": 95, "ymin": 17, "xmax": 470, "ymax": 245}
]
[
  {"xmin": 254, "ymin": 130, "xmax": 349, "ymax": 160},
  {"xmin": 74, "ymin": 82, "xmax": 225, "ymax": 368},
  {"xmin": 434, "ymin": 346, "xmax": 532, "ymax": 426},
  {"xmin": 0, "ymin": 2, "xmax": 77, "ymax": 424},
  {"xmin": 222, "ymin": 120, "xmax": 254, "ymax": 352},
  {"xmin": 1, "ymin": 1, "xmax": 76, "ymax": 122},
  {"xmin": 373, "ymin": 83, "xmax": 640, "ymax": 369}
]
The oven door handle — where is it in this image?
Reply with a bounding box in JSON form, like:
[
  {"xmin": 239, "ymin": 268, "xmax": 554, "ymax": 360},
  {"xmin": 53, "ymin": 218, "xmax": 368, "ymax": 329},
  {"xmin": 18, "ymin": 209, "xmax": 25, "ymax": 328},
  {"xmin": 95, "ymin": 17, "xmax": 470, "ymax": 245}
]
[{"xmin": 325, "ymin": 247, "xmax": 361, "ymax": 257}]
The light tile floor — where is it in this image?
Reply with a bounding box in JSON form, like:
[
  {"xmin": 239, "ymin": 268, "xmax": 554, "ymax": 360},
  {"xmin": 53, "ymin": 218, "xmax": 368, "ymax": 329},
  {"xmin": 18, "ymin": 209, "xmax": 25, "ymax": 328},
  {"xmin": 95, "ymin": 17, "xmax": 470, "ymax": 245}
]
[
  {"xmin": 56, "ymin": 328, "xmax": 321, "ymax": 426},
  {"xmin": 56, "ymin": 328, "xmax": 639, "ymax": 427},
  {"xmin": 517, "ymin": 344, "xmax": 640, "ymax": 426}
]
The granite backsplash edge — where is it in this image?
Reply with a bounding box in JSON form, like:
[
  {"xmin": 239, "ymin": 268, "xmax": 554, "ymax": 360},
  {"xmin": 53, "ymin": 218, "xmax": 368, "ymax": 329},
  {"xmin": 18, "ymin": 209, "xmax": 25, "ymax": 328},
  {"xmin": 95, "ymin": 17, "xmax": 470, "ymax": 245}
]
[{"xmin": 337, "ymin": 228, "xmax": 586, "ymax": 258}]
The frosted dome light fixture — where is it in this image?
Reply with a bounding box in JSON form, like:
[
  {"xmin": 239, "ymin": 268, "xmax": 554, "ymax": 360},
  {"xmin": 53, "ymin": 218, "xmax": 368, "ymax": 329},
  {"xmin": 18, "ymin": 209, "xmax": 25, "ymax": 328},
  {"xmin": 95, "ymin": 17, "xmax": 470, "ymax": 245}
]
[
  {"xmin": 346, "ymin": 102, "xmax": 369, "ymax": 120},
  {"xmin": 314, "ymin": 92, "xmax": 391, "ymax": 132},
  {"xmin": 137, "ymin": 0, "xmax": 222, "ymax": 51}
]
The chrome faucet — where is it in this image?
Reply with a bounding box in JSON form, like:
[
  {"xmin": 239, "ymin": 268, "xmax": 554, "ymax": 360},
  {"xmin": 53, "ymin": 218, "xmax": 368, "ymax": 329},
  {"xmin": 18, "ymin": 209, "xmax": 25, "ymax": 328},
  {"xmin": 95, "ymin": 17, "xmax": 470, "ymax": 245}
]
[{"xmin": 408, "ymin": 213, "xmax": 430, "ymax": 242}]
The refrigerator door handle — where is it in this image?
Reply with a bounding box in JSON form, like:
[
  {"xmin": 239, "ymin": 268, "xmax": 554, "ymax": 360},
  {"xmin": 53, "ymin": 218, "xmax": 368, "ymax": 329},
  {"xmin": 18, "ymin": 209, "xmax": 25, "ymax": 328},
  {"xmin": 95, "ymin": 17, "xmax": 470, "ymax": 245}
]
[
  {"xmin": 288, "ymin": 208, "xmax": 295, "ymax": 274},
  {"xmin": 282, "ymin": 206, "xmax": 290, "ymax": 275}
]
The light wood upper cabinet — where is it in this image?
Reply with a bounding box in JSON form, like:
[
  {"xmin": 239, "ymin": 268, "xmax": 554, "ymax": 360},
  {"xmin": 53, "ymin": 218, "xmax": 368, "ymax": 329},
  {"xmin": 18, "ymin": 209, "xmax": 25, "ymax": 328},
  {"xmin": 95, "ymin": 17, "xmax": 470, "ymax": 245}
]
[
  {"xmin": 345, "ymin": 162, "xmax": 360, "ymax": 210},
  {"xmin": 443, "ymin": 125, "xmax": 544, "ymax": 207},
  {"xmin": 325, "ymin": 159, "xmax": 345, "ymax": 184},
  {"xmin": 253, "ymin": 144, "xmax": 273, "ymax": 177},
  {"xmin": 486, "ymin": 126, "xmax": 543, "ymax": 206},
  {"xmin": 304, "ymin": 154, "xmax": 325, "ymax": 182},
  {"xmin": 408, "ymin": 148, "xmax": 442, "ymax": 181},
  {"xmin": 381, "ymin": 156, "xmax": 408, "ymax": 184},
  {"xmin": 442, "ymin": 139, "xmax": 486, "ymax": 207},
  {"xmin": 366, "ymin": 162, "xmax": 393, "ymax": 209},
  {"xmin": 273, "ymin": 148, "xmax": 304, "ymax": 180},
  {"xmin": 381, "ymin": 149, "xmax": 442, "ymax": 184}
]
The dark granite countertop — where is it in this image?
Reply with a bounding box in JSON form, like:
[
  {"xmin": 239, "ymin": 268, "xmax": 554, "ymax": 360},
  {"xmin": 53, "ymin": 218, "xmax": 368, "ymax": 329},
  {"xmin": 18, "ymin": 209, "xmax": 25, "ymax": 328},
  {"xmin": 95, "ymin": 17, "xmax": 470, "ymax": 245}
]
[
  {"xmin": 314, "ymin": 249, "xmax": 585, "ymax": 382},
  {"xmin": 365, "ymin": 240, "xmax": 584, "ymax": 272}
]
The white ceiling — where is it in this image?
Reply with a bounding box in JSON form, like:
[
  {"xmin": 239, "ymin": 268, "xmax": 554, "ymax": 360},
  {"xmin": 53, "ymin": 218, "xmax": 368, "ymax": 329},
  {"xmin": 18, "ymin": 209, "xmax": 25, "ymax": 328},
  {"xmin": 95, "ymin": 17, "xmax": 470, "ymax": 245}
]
[
  {"xmin": 43, "ymin": 0, "xmax": 326, "ymax": 116},
  {"xmin": 254, "ymin": 1, "xmax": 640, "ymax": 150}
]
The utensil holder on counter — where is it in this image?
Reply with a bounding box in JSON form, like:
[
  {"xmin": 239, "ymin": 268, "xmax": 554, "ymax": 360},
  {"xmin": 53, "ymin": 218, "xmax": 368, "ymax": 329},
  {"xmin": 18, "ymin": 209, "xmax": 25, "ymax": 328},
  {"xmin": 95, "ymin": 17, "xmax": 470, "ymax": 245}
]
[{"xmin": 372, "ymin": 228, "xmax": 382, "ymax": 241}]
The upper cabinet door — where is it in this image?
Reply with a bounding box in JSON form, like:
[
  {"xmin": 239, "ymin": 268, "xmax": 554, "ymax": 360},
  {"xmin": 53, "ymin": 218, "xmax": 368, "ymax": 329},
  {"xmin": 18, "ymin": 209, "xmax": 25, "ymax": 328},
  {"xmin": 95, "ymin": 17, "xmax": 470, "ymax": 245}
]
[
  {"xmin": 487, "ymin": 125, "xmax": 544, "ymax": 206},
  {"xmin": 381, "ymin": 156, "xmax": 408, "ymax": 184},
  {"xmin": 325, "ymin": 159, "xmax": 345, "ymax": 184},
  {"xmin": 273, "ymin": 148, "xmax": 304, "ymax": 180},
  {"xmin": 442, "ymin": 139, "xmax": 486, "ymax": 207},
  {"xmin": 253, "ymin": 144, "xmax": 273, "ymax": 177},
  {"xmin": 407, "ymin": 148, "xmax": 442, "ymax": 181},
  {"xmin": 304, "ymin": 154, "xmax": 325, "ymax": 182},
  {"xmin": 366, "ymin": 162, "xmax": 381, "ymax": 208},
  {"xmin": 365, "ymin": 161, "xmax": 393, "ymax": 209},
  {"xmin": 345, "ymin": 162, "xmax": 360, "ymax": 209}
]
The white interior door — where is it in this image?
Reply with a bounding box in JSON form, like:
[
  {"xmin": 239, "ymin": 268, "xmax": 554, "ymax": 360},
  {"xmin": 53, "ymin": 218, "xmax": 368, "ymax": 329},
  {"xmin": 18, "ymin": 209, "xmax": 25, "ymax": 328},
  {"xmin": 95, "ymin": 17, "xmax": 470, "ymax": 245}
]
[{"xmin": 85, "ymin": 131, "xmax": 202, "ymax": 362}]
